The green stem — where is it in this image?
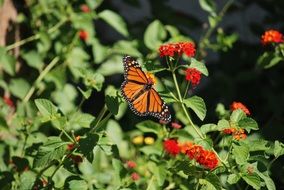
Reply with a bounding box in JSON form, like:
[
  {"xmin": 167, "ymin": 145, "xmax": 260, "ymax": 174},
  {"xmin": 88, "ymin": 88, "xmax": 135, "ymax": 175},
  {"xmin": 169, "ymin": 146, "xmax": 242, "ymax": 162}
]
[
  {"xmin": 93, "ymin": 112, "xmax": 112, "ymax": 132},
  {"xmin": 6, "ymin": 18, "xmax": 67, "ymax": 51},
  {"xmin": 268, "ymin": 156, "xmax": 278, "ymax": 170},
  {"xmin": 90, "ymin": 105, "xmax": 108, "ymax": 133},
  {"xmin": 171, "ymin": 71, "xmax": 205, "ymax": 139},
  {"xmin": 183, "ymin": 81, "xmax": 190, "ymax": 99},
  {"xmin": 197, "ymin": 0, "xmax": 234, "ymax": 59},
  {"xmin": 23, "ymin": 56, "xmax": 60, "ymax": 103}
]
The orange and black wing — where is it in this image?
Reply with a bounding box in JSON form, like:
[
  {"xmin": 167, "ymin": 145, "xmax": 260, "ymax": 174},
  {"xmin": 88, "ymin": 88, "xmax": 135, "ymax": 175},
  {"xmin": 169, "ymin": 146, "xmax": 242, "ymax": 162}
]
[{"xmin": 121, "ymin": 55, "xmax": 171, "ymax": 123}]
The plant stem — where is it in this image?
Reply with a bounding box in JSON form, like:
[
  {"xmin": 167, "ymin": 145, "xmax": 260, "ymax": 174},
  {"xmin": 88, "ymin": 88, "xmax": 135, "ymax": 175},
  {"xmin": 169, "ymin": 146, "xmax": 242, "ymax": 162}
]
[
  {"xmin": 171, "ymin": 70, "xmax": 205, "ymax": 139},
  {"xmin": 197, "ymin": 0, "xmax": 234, "ymax": 59},
  {"xmin": 6, "ymin": 18, "xmax": 67, "ymax": 51},
  {"xmin": 23, "ymin": 56, "xmax": 60, "ymax": 103},
  {"xmin": 183, "ymin": 81, "xmax": 190, "ymax": 99},
  {"xmin": 94, "ymin": 112, "xmax": 112, "ymax": 132},
  {"xmin": 90, "ymin": 105, "xmax": 108, "ymax": 133}
]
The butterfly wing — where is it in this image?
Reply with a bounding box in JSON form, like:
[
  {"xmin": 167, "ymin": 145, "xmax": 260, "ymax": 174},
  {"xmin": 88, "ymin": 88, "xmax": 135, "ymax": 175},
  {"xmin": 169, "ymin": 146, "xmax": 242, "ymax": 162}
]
[{"xmin": 121, "ymin": 55, "xmax": 171, "ymax": 123}]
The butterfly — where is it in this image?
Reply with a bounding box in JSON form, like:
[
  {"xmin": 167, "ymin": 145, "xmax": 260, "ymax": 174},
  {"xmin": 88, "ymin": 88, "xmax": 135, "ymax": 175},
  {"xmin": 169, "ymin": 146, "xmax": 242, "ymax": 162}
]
[{"xmin": 121, "ymin": 55, "xmax": 171, "ymax": 123}]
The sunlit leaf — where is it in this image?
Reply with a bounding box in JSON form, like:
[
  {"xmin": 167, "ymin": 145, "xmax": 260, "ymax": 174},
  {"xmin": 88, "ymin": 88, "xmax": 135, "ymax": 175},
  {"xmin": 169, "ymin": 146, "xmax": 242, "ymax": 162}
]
[
  {"xmin": 184, "ymin": 96, "xmax": 207, "ymax": 121},
  {"xmin": 189, "ymin": 58, "xmax": 209, "ymax": 76},
  {"xmin": 144, "ymin": 20, "xmax": 167, "ymax": 50}
]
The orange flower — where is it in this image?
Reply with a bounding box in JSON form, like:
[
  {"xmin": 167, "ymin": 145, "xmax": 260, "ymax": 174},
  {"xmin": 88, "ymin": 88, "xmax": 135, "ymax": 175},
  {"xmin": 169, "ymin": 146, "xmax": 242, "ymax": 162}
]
[
  {"xmin": 223, "ymin": 128, "xmax": 247, "ymax": 140},
  {"xmin": 261, "ymin": 30, "xmax": 283, "ymax": 45},
  {"xmin": 230, "ymin": 101, "xmax": 251, "ymax": 115},
  {"xmin": 179, "ymin": 142, "xmax": 193, "ymax": 154}
]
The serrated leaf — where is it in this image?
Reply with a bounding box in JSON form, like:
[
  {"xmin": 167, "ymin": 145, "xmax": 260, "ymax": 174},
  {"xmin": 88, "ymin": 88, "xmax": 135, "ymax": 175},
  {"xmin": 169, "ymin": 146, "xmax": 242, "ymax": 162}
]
[
  {"xmin": 189, "ymin": 58, "xmax": 208, "ymax": 76},
  {"xmin": 227, "ymin": 173, "xmax": 240, "ymax": 184},
  {"xmin": 69, "ymin": 112, "xmax": 95, "ymax": 128},
  {"xmin": 232, "ymin": 144, "xmax": 249, "ymax": 165},
  {"xmin": 98, "ymin": 10, "xmax": 129, "ymax": 37},
  {"xmin": 9, "ymin": 78, "xmax": 30, "ymax": 99},
  {"xmin": 35, "ymin": 99, "xmax": 58, "ymax": 117},
  {"xmin": 184, "ymin": 96, "xmax": 207, "ymax": 121},
  {"xmin": 33, "ymin": 137, "xmax": 67, "ymax": 168},
  {"xmin": 136, "ymin": 120, "xmax": 161, "ymax": 135},
  {"xmin": 105, "ymin": 95, "xmax": 119, "ymax": 115},
  {"xmin": 230, "ymin": 109, "xmax": 246, "ymax": 122},
  {"xmin": 238, "ymin": 117, "xmax": 258, "ymax": 133},
  {"xmin": 241, "ymin": 174, "xmax": 261, "ymax": 190},
  {"xmin": 144, "ymin": 20, "xmax": 166, "ymax": 50}
]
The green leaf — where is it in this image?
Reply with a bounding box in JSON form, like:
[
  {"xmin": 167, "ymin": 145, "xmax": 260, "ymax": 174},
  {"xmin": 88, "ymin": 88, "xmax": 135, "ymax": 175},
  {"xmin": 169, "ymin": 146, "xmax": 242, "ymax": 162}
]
[
  {"xmin": 241, "ymin": 174, "xmax": 261, "ymax": 190},
  {"xmin": 204, "ymin": 173, "xmax": 222, "ymax": 190},
  {"xmin": 144, "ymin": 20, "xmax": 167, "ymax": 50},
  {"xmin": 184, "ymin": 96, "xmax": 207, "ymax": 121},
  {"xmin": 165, "ymin": 25, "xmax": 180, "ymax": 37},
  {"xmin": 154, "ymin": 164, "xmax": 166, "ymax": 186},
  {"xmin": 35, "ymin": 99, "xmax": 58, "ymax": 117},
  {"xmin": 245, "ymin": 139, "xmax": 269, "ymax": 152},
  {"xmin": 136, "ymin": 120, "xmax": 161, "ymax": 135},
  {"xmin": 92, "ymin": 39, "xmax": 108, "ymax": 64},
  {"xmin": 200, "ymin": 123, "xmax": 218, "ymax": 134},
  {"xmin": 255, "ymin": 171, "xmax": 276, "ymax": 190},
  {"xmin": 78, "ymin": 133, "xmax": 99, "ymax": 162},
  {"xmin": 68, "ymin": 180, "xmax": 88, "ymax": 190},
  {"xmin": 238, "ymin": 117, "xmax": 258, "ymax": 133},
  {"xmin": 33, "ymin": 137, "xmax": 67, "ymax": 168},
  {"xmin": 274, "ymin": 141, "xmax": 284, "ymax": 158},
  {"xmin": 189, "ymin": 58, "xmax": 209, "ymax": 76},
  {"xmin": 111, "ymin": 40, "xmax": 141, "ymax": 57},
  {"xmin": 227, "ymin": 174, "xmax": 240, "ymax": 184},
  {"xmin": 97, "ymin": 55, "xmax": 124, "ymax": 76},
  {"xmin": 69, "ymin": 112, "xmax": 95, "ymax": 128},
  {"xmin": 21, "ymin": 50, "xmax": 44, "ymax": 70},
  {"xmin": 98, "ymin": 10, "xmax": 129, "ymax": 37},
  {"xmin": 232, "ymin": 144, "xmax": 249, "ymax": 165},
  {"xmin": 105, "ymin": 95, "xmax": 119, "ymax": 115},
  {"xmin": 19, "ymin": 171, "xmax": 36, "ymax": 190},
  {"xmin": 264, "ymin": 56, "xmax": 283, "ymax": 69},
  {"xmin": 0, "ymin": 47, "xmax": 16, "ymax": 75},
  {"xmin": 230, "ymin": 109, "xmax": 246, "ymax": 122},
  {"xmin": 9, "ymin": 78, "xmax": 30, "ymax": 99},
  {"xmin": 217, "ymin": 119, "xmax": 230, "ymax": 130},
  {"xmin": 112, "ymin": 158, "xmax": 126, "ymax": 187},
  {"xmin": 81, "ymin": 70, "xmax": 105, "ymax": 91},
  {"xmin": 199, "ymin": 0, "xmax": 216, "ymax": 15}
]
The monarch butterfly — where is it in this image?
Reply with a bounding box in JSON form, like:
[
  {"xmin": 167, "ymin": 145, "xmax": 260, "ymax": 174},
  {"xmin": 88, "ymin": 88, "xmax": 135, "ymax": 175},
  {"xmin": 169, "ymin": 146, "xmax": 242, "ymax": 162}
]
[{"xmin": 121, "ymin": 55, "xmax": 171, "ymax": 123}]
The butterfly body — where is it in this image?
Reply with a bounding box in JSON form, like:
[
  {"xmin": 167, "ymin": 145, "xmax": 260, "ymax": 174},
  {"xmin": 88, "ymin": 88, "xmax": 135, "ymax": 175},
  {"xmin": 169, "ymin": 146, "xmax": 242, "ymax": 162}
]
[{"xmin": 121, "ymin": 55, "xmax": 171, "ymax": 123}]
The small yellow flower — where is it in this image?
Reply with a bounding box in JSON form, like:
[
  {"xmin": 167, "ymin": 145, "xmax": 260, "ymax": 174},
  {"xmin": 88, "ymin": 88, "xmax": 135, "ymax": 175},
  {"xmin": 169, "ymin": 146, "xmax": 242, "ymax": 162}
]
[
  {"xmin": 132, "ymin": 136, "xmax": 144, "ymax": 145},
  {"xmin": 144, "ymin": 137, "xmax": 155, "ymax": 145}
]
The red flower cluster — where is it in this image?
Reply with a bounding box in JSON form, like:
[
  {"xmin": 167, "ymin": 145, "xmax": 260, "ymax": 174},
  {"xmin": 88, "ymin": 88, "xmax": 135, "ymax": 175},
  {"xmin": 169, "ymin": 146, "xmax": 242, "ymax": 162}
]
[
  {"xmin": 79, "ymin": 30, "xmax": 88, "ymax": 41},
  {"xmin": 222, "ymin": 128, "xmax": 247, "ymax": 140},
  {"xmin": 163, "ymin": 139, "xmax": 180, "ymax": 156},
  {"xmin": 67, "ymin": 136, "xmax": 81, "ymax": 151},
  {"xmin": 185, "ymin": 68, "xmax": 201, "ymax": 86},
  {"xmin": 163, "ymin": 139, "xmax": 219, "ymax": 169},
  {"xmin": 261, "ymin": 30, "xmax": 283, "ymax": 45},
  {"xmin": 80, "ymin": 4, "xmax": 90, "ymax": 13},
  {"xmin": 230, "ymin": 101, "xmax": 250, "ymax": 115},
  {"xmin": 159, "ymin": 42, "xmax": 196, "ymax": 57},
  {"xmin": 179, "ymin": 142, "xmax": 219, "ymax": 170},
  {"xmin": 126, "ymin": 160, "xmax": 136, "ymax": 168}
]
